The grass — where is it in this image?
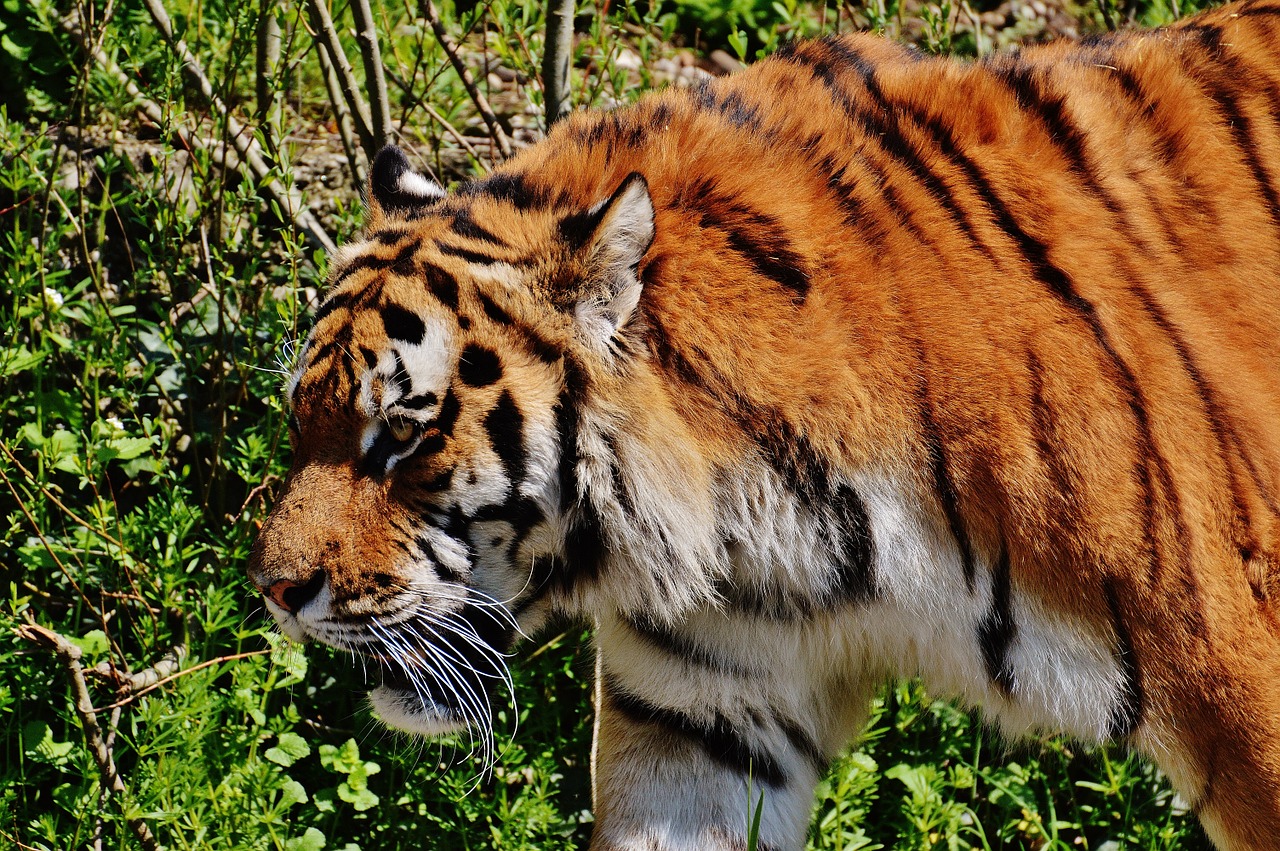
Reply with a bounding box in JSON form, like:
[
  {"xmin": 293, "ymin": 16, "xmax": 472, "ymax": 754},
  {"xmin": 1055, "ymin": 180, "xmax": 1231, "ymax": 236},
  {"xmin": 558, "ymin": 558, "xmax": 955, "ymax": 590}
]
[{"xmin": 1, "ymin": 0, "xmax": 1217, "ymax": 848}]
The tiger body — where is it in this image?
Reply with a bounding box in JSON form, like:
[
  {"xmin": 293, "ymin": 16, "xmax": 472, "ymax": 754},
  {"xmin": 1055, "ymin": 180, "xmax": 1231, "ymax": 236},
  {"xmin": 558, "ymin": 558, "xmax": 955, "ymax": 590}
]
[{"xmin": 250, "ymin": 3, "xmax": 1280, "ymax": 848}]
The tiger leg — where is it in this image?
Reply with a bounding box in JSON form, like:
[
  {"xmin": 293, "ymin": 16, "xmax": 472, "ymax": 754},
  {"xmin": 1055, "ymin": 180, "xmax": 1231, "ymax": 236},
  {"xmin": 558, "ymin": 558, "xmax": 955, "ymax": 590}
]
[
  {"xmin": 587, "ymin": 615, "xmax": 874, "ymax": 851},
  {"xmin": 1134, "ymin": 598, "xmax": 1280, "ymax": 849}
]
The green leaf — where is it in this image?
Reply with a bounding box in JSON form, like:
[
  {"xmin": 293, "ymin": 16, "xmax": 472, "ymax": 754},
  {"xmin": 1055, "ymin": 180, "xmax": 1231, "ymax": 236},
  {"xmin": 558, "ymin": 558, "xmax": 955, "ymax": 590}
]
[
  {"xmin": 70, "ymin": 629, "xmax": 109, "ymax": 659},
  {"xmin": 320, "ymin": 739, "xmax": 363, "ymax": 775},
  {"xmin": 336, "ymin": 781, "xmax": 379, "ymax": 811},
  {"xmin": 24, "ymin": 721, "xmax": 74, "ymax": 766},
  {"xmin": 284, "ymin": 827, "xmax": 326, "ymax": 851},
  {"xmin": 266, "ymin": 732, "xmax": 311, "ymax": 767},
  {"xmin": 279, "ymin": 779, "xmax": 308, "ymax": 807},
  {"xmin": 313, "ymin": 787, "xmax": 337, "ymax": 813},
  {"xmin": 106, "ymin": 436, "xmax": 153, "ymax": 461},
  {"xmin": 0, "ymin": 346, "xmax": 46, "ymax": 377},
  {"xmin": 45, "ymin": 429, "xmax": 82, "ymax": 474}
]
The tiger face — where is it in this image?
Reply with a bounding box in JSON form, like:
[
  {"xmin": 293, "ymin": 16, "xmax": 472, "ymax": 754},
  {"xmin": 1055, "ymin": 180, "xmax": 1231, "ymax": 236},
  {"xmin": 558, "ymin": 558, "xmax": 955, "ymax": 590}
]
[{"xmin": 249, "ymin": 147, "xmax": 657, "ymax": 737}]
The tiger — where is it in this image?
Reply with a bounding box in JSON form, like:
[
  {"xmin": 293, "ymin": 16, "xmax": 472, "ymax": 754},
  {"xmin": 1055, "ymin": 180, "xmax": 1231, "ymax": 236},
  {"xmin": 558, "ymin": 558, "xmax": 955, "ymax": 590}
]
[{"xmin": 248, "ymin": 1, "xmax": 1280, "ymax": 847}]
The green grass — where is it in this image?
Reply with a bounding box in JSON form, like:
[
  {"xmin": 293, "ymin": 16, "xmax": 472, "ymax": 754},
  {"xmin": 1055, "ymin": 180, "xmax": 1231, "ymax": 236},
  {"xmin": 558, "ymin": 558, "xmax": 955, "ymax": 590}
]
[{"xmin": 0, "ymin": 0, "xmax": 1217, "ymax": 848}]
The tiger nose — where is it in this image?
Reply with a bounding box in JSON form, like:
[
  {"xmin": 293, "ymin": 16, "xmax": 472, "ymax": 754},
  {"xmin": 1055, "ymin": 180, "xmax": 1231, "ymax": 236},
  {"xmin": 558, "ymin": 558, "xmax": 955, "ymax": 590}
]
[{"xmin": 259, "ymin": 571, "xmax": 326, "ymax": 614}]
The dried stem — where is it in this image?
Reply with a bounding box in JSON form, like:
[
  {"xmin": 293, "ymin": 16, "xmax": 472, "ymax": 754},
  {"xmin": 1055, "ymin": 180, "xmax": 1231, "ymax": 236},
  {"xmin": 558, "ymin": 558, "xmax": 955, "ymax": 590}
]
[
  {"xmin": 303, "ymin": 0, "xmax": 378, "ymax": 157},
  {"xmin": 418, "ymin": 0, "xmax": 513, "ymax": 159},
  {"xmin": 17, "ymin": 624, "xmax": 160, "ymax": 851},
  {"xmin": 60, "ymin": 7, "xmax": 336, "ymax": 255},
  {"xmin": 350, "ymin": 0, "xmax": 395, "ymax": 148}
]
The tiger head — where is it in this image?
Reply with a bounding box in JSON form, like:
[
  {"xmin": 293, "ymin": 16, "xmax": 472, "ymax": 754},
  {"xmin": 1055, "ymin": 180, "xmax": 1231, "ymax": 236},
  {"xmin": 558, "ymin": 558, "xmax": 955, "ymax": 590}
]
[{"xmin": 248, "ymin": 145, "xmax": 664, "ymax": 738}]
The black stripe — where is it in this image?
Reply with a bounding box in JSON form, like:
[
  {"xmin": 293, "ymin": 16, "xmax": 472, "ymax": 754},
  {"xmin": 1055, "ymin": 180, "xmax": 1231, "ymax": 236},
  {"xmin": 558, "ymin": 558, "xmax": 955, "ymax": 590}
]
[
  {"xmin": 484, "ymin": 390, "xmax": 527, "ymax": 483},
  {"xmin": 1181, "ymin": 25, "xmax": 1280, "ymax": 231},
  {"xmin": 977, "ymin": 544, "xmax": 1017, "ymax": 696},
  {"xmin": 449, "ymin": 209, "xmax": 507, "ymax": 245},
  {"xmin": 437, "ymin": 242, "xmax": 506, "ymax": 265},
  {"xmin": 774, "ymin": 714, "xmax": 828, "ymax": 776},
  {"xmin": 691, "ymin": 79, "xmax": 764, "ymax": 131},
  {"xmin": 872, "ymin": 65, "xmax": 1185, "ymax": 586},
  {"xmin": 477, "ymin": 291, "xmax": 513, "ymax": 326},
  {"xmin": 1104, "ymin": 579, "xmax": 1144, "ymax": 739},
  {"xmin": 457, "ymin": 171, "xmax": 548, "ymax": 211},
  {"xmin": 605, "ymin": 676, "xmax": 788, "ymax": 787},
  {"xmin": 400, "ymin": 391, "xmax": 438, "ymax": 410},
  {"xmin": 421, "ymin": 263, "xmax": 460, "ymax": 312},
  {"xmin": 621, "ymin": 614, "xmax": 756, "ymax": 676},
  {"xmin": 831, "ymin": 484, "xmax": 876, "ymax": 603},
  {"xmin": 1080, "ymin": 56, "xmax": 1194, "ymax": 253},
  {"xmin": 458, "ymin": 343, "xmax": 503, "ymax": 387},
  {"xmin": 815, "ymin": 152, "xmax": 891, "ymax": 254},
  {"xmin": 777, "ymin": 40, "xmax": 996, "ymax": 263},
  {"xmin": 921, "ymin": 405, "xmax": 975, "ymax": 592},
  {"xmin": 332, "ymin": 242, "xmax": 418, "ymax": 288},
  {"xmin": 989, "ymin": 61, "xmax": 1157, "ymax": 259},
  {"xmin": 373, "ymin": 228, "xmax": 410, "ymax": 246},
  {"xmin": 602, "ymin": 432, "xmax": 634, "ymax": 516},
  {"xmin": 685, "ymin": 181, "xmax": 810, "ymax": 302},
  {"xmin": 312, "ymin": 291, "xmax": 352, "ymax": 325},
  {"xmin": 558, "ymin": 207, "xmax": 607, "ymax": 252},
  {"xmin": 381, "ymin": 303, "xmax": 427, "ymax": 344}
]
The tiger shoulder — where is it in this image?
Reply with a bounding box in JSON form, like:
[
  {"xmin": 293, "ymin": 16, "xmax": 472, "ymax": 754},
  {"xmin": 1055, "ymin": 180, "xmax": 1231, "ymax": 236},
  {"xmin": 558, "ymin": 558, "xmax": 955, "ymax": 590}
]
[{"xmin": 251, "ymin": 2, "xmax": 1280, "ymax": 849}]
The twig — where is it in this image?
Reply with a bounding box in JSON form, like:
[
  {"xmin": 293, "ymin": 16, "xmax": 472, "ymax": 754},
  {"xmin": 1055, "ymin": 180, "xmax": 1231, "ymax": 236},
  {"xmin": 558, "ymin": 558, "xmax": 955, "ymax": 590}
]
[
  {"xmin": 93, "ymin": 649, "xmax": 272, "ymax": 713},
  {"xmin": 542, "ymin": 0, "xmax": 575, "ymax": 126},
  {"xmin": 418, "ymin": 0, "xmax": 513, "ymax": 159},
  {"xmin": 384, "ymin": 66, "xmax": 490, "ymax": 172},
  {"xmin": 91, "ymin": 646, "xmax": 187, "ymax": 692},
  {"xmin": 62, "ymin": 4, "xmax": 335, "ymax": 255},
  {"xmin": 350, "ymin": 0, "xmax": 394, "ymax": 148},
  {"xmin": 16, "ymin": 624, "xmax": 161, "ymax": 851},
  {"xmin": 303, "ymin": 0, "xmax": 378, "ymax": 157}
]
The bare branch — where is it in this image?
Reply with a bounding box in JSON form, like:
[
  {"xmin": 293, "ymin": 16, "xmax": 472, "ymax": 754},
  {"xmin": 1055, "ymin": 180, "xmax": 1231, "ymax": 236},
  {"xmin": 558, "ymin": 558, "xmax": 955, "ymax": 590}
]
[
  {"xmin": 418, "ymin": 0, "xmax": 513, "ymax": 159},
  {"xmin": 255, "ymin": 5, "xmax": 281, "ymax": 127},
  {"xmin": 60, "ymin": 8, "xmax": 336, "ymax": 255},
  {"xmin": 303, "ymin": 0, "xmax": 378, "ymax": 157},
  {"xmin": 543, "ymin": 0, "xmax": 575, "ymax": 126},
  {"xmin": 316, "ymin": 32, "xmax": 368, "ymax": 192},
  {"xmin": 17, "ymin": 624, "xmax": 160, "ymax": 851},
  {"xmin": 350, "ymin": 0, "xmax": 395, "ymax": 148}
]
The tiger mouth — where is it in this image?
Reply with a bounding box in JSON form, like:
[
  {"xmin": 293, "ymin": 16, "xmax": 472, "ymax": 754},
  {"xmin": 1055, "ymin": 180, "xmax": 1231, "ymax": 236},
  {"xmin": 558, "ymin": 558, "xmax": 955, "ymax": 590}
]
[{"xmin": 366, "ymin": 655, "xmax": 476, "ymax": 734}]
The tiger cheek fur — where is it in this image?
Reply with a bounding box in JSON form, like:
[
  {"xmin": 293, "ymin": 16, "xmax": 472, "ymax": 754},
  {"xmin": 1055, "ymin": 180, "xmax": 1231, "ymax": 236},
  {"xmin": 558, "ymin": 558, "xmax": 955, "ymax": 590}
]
[{"xmin": 251, "ymin": 2, "xmax": 1280, "ymax": 848}]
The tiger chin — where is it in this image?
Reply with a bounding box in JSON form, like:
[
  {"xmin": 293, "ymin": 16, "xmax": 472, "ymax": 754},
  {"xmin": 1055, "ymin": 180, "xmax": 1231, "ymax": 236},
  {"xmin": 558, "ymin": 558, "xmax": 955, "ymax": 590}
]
[{"xmin": 249, "ymin": 2, "xmax": 1280, "ymax": 848}]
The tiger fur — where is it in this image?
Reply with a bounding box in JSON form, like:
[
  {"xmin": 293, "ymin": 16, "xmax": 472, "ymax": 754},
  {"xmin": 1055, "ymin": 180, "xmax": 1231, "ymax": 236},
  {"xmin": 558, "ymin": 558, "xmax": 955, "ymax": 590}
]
[{"xmin": 249, "ymin": 2, "xmax": 1280, "ymax": 847}]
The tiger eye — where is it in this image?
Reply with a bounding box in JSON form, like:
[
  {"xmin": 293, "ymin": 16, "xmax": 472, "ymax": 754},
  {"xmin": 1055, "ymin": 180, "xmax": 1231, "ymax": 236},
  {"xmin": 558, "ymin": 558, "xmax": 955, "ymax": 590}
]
[{"xmin": 386, "ymin": 416, "xmax": 415, "ymax": 443}]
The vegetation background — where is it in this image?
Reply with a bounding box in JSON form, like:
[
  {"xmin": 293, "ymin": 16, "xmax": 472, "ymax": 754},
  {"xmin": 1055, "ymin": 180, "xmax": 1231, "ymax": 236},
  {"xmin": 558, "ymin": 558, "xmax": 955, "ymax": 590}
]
[{"xmin": 0, "ymin": 0, "xmax": 1219, "ymax": 847}]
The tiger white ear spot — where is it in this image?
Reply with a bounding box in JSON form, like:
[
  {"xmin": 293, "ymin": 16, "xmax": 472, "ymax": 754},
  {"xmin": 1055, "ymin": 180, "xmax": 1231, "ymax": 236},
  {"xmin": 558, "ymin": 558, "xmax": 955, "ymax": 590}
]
[
  {"xmin": 572, "ymin": 173, "xmax": 655, "ymax": 349},
  {"xmin": 369, "ymin": 145, "xmax": 445, "ymax": 217}
]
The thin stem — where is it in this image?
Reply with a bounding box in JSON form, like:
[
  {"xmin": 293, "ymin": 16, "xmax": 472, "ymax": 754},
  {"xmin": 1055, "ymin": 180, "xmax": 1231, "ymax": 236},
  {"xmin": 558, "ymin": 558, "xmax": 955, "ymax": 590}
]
[{"xmin": 418, "ymin": 0, "xmax": 513, "ymax": 159}]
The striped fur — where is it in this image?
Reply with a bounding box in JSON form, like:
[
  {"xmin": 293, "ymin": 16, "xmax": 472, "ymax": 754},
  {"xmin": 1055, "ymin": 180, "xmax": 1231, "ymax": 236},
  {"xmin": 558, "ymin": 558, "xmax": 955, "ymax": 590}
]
[{"xmin": 249, "ymin": 3, "xmax": 1280, "ymax": 847}]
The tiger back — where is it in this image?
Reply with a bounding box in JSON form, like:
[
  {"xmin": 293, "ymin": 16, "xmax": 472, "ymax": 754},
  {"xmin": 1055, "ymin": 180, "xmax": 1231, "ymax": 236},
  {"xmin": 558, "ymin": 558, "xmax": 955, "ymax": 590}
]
[{"xmin": 249, "ymin": 3, "xmax": 1280, "ymax": 848}]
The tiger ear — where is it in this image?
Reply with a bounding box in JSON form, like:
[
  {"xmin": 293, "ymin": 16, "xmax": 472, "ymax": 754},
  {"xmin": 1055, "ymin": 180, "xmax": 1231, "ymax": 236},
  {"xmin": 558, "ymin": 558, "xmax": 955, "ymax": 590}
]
[
  {"xmin": 572, "ymin": 173, "xmax": 655, "ymax": 349},
  {"xmin": 368, "ymin": 145, "xmax": 445, "ymax": 223}
]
